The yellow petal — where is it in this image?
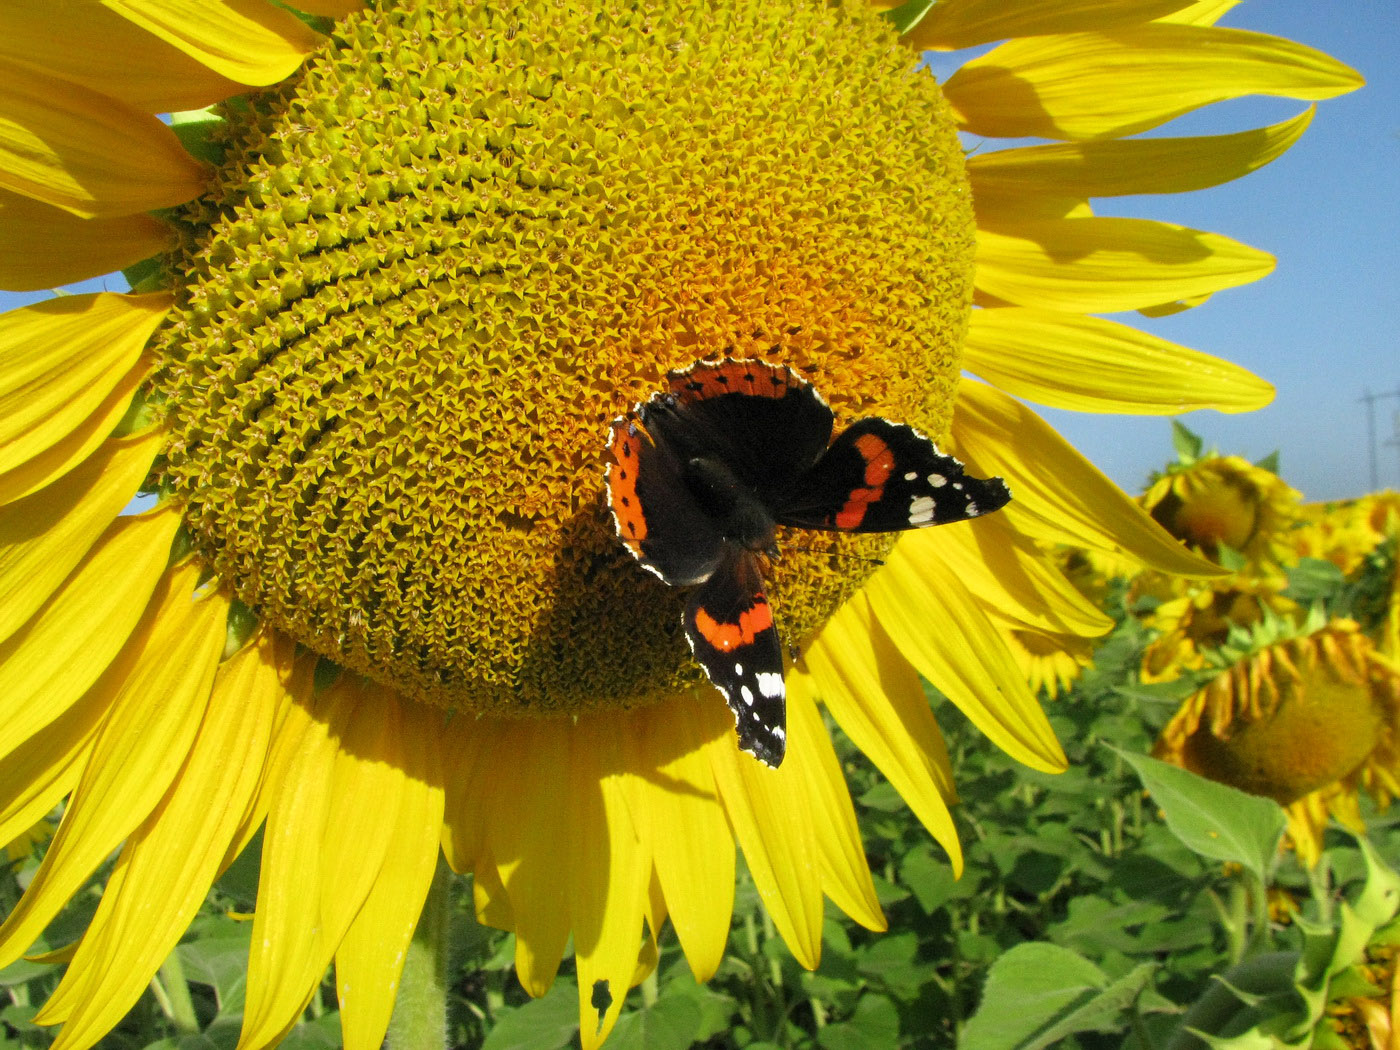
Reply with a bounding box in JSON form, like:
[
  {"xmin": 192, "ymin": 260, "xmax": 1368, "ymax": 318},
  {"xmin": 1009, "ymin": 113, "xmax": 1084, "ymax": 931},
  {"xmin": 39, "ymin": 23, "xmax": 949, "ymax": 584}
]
[
  {"xmin": 336, "ymin": 700, "xmax": 445, "ymax": 1050},
  {"xmin": 37, "ymin": 632, "xmax": 287, "ymax": 1044},
  {"xmin": 0, "ymin": 431, "xmax": 162, "ymax": 644},
  {"xmin": 1157, "ymin": 0, "xmax": 1238, "ymax": 25},
  {"xmin": 623, "ymin": 693, "xmax": 735, "ymax": 982},
  {"xmin": 951, "ymin": 380, "xmax": 1223, "ymax": 576},
  {"xmin": 0, "ymin": 292, "xmax": 167, "ymax": 467},
  {"xmin": 239, "ymin": 679, "xmax": 359, "ymax": 1050},
  {"xmin": 865, "ymin": 544, "xmax": 1067, "ymax": 774},
  {"xmin": 0, "ymin": 1, "xmax": 244, "ymax": 112},
  {"xmin": 0, "ymin": 189, "xmax": 172, "ymax": 293},
  {"xmin": 0, "ymin": 562, "xmax": 226, "ymax": 971},
  {"xmin": 0, "ymin": 65, "xmax": 207, "ymax": 218},
  {"xmin": 480, "ymin": 719, "xmax": 572, "ymax": 996},
  {"xmin": 975, "ymin": 218, "xmax": 1274, "ymax": 312},
  {"xmin": 0, "ymin": 385, "xmax": 153, "ymax": 509},
  {"xmin": 439, "ymin": 714, "xmax": 492, "ymax": 876},
  {"xmin": 963, "ymin": 307, "xmax": 1274, "ymax": 415},
  {"xmin": 102, "ymin": 0, "xmax": 321, "ymax": 87},
  {"xmin": 923, "ymin": 516, "xmax": 1112, "ymax": 637},
  {"xmin": 904, "ymin": 0, "xmax": 1189, "ymax": 51},
  {"xmin": 783, "ymin": 677, "xmax": 885, "ymax": 932},
  {"xmin": 944, "ymin": 24, "xmax": 1361, "ymax": 141},
  {"xmin": 801, "ymin": 593, "xmax": 963, "ymax": 871},
  {"xmin": 572, "ymin": 714, "xmax": 650, "ymax": 1050},
  {"xmin": 968, "ymin": 110, "xmax": 1313, "ymax": 206},
  {"xmin": 708, "ymin": 703, "xmax": 824, "ymax": 970},
  {"xmin": 0, "ymin": 505, "xmax": 180, "ymax": 761},
  {"xmin": 0, "ymin": 724, "xmax": 90, "ymax": 852}
]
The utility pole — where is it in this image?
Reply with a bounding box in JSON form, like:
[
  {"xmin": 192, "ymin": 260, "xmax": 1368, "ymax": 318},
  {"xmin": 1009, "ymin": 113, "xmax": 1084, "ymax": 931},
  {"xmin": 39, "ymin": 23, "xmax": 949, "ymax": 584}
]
[{"xmin": 1359, "ymin": 387, "xmax": 1400, "ymax": 490}]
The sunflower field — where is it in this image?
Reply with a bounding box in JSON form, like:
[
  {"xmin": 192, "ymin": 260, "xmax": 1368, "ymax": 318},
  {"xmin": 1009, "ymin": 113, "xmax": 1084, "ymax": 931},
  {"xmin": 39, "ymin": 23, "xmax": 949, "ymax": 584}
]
[{"xmin": 4, "ymin": 421, "xmax": 1397, "ymax": 1048}]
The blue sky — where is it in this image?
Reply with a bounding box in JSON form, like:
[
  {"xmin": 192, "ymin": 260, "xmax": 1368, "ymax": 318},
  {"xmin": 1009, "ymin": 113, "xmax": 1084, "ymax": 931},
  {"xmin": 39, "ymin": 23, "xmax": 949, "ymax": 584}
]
[{"xmin": 4, "ymin": 1, "xmax": 1395, "ymax": 502}]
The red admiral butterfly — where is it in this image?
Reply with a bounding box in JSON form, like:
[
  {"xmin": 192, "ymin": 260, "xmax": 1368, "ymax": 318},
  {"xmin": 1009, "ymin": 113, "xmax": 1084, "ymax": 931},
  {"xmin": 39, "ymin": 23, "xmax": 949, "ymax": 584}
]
[{"xmin": 606, "ymin": 358, "xmax": 1011, "ymax": 767}]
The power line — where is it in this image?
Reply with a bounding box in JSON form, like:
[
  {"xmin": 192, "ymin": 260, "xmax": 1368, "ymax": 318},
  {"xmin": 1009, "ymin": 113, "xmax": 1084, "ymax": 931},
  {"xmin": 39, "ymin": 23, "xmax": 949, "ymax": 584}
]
[{"xmin": 1359, "ymin": 387, "xmax": 1400, "ymax": 490}]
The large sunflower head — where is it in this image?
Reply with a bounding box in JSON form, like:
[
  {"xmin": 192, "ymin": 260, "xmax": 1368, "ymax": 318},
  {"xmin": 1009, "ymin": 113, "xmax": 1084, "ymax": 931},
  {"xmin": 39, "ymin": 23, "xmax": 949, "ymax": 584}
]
[{"xmin": 0, "ymin": 0, "xmax": 1363, "ymax": 1046}]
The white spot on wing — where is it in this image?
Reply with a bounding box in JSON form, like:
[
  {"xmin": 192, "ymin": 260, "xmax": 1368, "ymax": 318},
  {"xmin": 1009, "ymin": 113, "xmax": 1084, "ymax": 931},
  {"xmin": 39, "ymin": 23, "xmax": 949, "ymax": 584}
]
[
  {"xmin": 740, "ymin": 685, "xmax": 754, "ymax": 707},
  {"xmin": 734, "ymin": 662, "xmax": 743, "ymax": 677},
  {"xmin": 927, "ymin": 473, "xmax": 947, "ymax": 487},
  {"xmin": 756, "ymin": 672, "xmax": 784, "ymax": 698},
  {"xmin": 904, "ymin": 470, "xmax": 918, "ymax": 481},
  {"xmin": 909, "ymin": 495, "xmax": 935, "ymax": 524}
]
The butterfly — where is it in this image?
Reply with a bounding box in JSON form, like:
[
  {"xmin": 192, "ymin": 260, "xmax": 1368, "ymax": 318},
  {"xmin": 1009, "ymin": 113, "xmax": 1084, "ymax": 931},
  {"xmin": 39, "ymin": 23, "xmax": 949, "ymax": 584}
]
[{"xmin": 606, "ymin": 358, "xmax": 1010, "ymax": 766}]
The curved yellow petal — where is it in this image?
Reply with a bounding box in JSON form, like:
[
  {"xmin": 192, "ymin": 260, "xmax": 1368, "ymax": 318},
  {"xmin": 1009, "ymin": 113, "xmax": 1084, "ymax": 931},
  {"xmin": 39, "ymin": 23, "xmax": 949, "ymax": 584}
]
[
  {"xmin": 709, "ymin": 703, "xmax": 824, "ymax": 970},
  {"xmin": 102, "ymin": 0, "xmax": 321, "ymax": 87},
  {"xmin": 0, "ymin": 1, "xmax": 245, "ymax": 112},
  {"xmin": 922, "ymin": 517, "xmax": 1112, "ymax": 637},
  {"xmin": 0, "ymin": 66, "xmax": 207, "ymax": 219},
  {"xmin": 0, "ymin": 722, "xmax": 90, "ymax": 852},
  {"xmin": 0, "ymin": 189, "xmax": 172, "ymax": 293},
  {"xmin": 784, "ymin": 677, "xmax": 885, "ymax": 932},
  {"xmin": 240, "ymin": 680, "xmax": 359, "ymax": 1050},
  {"xmin": 0, "ymin": 385, "xmax": 153, "ymax": 509},
  {"xmin": 480, "ymin": 719, "xmax": 572, "ymax": 997},
  {"xmin": 0, "ymin": 505, "xmax": 180, "ymax": 761},
  {"xmin": 623, "ymin": 693, "xmax": 735, "ymax": 982},
  {"xmin": 0, "ymin": 431, "xmax": 162, "ymax": 645},
  {"xmin": 336, "ymin": 700, "xmax": 445, "ymax": 1050},
  {"xmin": 904, "ymin": 0, "xmax": 1188, "ymax": 51},
  {"xmin": 38, "ymin": 633, "xmax": 287, "ymax": 1045},
  {"xmin": 0, "ymin": 562, "xmax": 226, "ymax": 971},
  {"xmin": 964, "ymin": 308, "xmax": 1274, "ymax": 416},
  {"xmin": 951, "ymin": 380, "xmax": 1223, "ymax": 576},
  {"xmin": 439, "ymin": 714, "xmax": 491, "ymax": 876},
  {"xmin": 968, "ymin": 109, "xmax": 1313, "ymax": 204},
  {"xmin": 975, "ymin": 219, "xmax": 1274, "ymax": 312},
  {"xmin": 801, "ymin": 593, "xmax": 962, "ymax": 871},
  {"xmin": 571, "ymin": 713, "xmax": 650, "ymax": 1050},
  {"xmin": 866, "ymin": 543, "xmax": 1067, "ymax": 774},
  {"xmin": 0, "ymin": 292, "xmax": 168, "ymax": 467},
  {"xmin": 944, "ymin": 24, "xmax": 1362, "ymax": 141},
  {"xmin": 1158, "ymin": 0, "xmax": 1238, "ymax": 25}
]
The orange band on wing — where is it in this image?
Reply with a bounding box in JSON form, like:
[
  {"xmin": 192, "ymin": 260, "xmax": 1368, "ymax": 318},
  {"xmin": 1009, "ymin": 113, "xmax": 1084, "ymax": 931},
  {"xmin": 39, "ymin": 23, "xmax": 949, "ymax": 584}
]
[
  {"xmin": 833, "ymin": 434, "xmax": 895, "ymax": 529},
  {"xmin": 607, "ymin": 420, "xmax": 647, "ymax": 545},
  {"xmin": 693, "ymin": 600, "xmax": 774, "ymax": 652}
]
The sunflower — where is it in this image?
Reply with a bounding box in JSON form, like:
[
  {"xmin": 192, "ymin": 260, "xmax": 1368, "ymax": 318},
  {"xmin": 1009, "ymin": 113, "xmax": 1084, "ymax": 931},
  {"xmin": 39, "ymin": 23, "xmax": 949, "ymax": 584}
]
[
  {"xmin": 0, "ymin": 0, "xmax": 1361, "ymax": 1046},
  {"xmin": 1153, "ymin": 618, "xmax": 1400, "ymax": 867}
]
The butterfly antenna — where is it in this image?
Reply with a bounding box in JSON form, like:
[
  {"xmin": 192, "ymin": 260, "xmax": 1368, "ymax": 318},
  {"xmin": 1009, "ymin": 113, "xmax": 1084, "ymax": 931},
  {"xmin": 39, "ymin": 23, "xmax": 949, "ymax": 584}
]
[{"xmin": 781, "ymin": 543, "xmax": 886, "ymax": 568}]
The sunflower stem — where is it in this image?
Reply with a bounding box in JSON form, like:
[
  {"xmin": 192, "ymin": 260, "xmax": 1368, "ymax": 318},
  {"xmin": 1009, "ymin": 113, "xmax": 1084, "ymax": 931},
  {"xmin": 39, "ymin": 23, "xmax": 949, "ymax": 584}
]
[
  {"xmin": 389, "ymin": 857, "xmax": 454, "ymax": 1050},
  {"xmin": 155, "ymin": 949, "xmax": 200, "ymax": 1033}
]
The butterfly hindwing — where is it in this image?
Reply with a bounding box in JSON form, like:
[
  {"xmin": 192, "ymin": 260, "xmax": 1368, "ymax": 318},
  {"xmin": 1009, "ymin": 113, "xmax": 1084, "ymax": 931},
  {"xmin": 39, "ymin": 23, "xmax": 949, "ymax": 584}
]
[
  {"xmin": 775, "ymin": 417, "xmax": 1011, "ymax": 532},
  {"xmin": 683, "ymin": 551, "xmax": 787, "ymax": 767}
]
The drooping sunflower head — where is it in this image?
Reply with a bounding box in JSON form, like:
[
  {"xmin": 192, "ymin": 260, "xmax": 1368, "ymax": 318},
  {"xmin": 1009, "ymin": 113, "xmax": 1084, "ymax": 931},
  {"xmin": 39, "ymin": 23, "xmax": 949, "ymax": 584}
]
[
  {"xmin": 1154, "ymin": 619, "xmax": 1400, "ymax": 862},
  {"xmin": 1142, "ymin": 453, "xmax": 1301, "ymax": 569},
  {"xmin": 146, "ymin": 0, "xmax": 974, "ymax": 714}
]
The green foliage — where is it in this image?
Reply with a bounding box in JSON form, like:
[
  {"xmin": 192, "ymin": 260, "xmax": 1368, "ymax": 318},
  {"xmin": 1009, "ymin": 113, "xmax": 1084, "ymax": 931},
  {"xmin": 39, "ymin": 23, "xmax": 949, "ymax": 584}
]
[{"xmin": 2, "ymin": 605, "xmax": 1396, "ymax": 1050}]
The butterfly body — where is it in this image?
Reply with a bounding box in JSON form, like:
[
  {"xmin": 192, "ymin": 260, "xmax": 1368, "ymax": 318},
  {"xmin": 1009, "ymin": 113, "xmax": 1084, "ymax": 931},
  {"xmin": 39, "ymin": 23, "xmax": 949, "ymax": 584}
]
[{"xmin": 606, "ymin": 358, "xmax": 1010, "ymax": 767}]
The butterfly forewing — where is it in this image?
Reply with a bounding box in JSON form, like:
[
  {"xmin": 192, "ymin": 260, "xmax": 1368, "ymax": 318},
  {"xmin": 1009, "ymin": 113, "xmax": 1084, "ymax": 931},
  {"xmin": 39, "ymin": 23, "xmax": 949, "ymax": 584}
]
[{"xmin": 775, "ymin": 417, "xmax": 1010, "ymax": 532}]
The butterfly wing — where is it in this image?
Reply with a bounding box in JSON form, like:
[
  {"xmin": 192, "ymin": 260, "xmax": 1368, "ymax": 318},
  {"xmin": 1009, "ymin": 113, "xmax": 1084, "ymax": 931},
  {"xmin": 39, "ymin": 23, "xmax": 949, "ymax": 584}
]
[
  {"xmin": 775, "ymin": 417, "xmax": 1010, "ymax": 532},
  {"xmin": 648, "ymin": 358, "xmax": 835, "ymax": 497},
  {"xmin": 683, "ymin": 549, "xmax": 787, "ymax": 767},
  {"xmin": 606, "ymin": 415, "xmax": 727, "ymax": 586}
]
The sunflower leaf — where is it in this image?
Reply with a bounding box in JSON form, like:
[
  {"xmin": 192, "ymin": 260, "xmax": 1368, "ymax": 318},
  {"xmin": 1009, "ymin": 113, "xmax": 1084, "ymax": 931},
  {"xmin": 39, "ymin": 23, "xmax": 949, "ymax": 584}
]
[{"xmin": 1109, "ymin": 747, "xmax": 1285, "ymax": 880}]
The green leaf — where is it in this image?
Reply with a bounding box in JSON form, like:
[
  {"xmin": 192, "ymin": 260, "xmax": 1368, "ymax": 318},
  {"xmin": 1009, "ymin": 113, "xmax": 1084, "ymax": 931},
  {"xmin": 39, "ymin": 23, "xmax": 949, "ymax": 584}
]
[
  {"xmin": 963, "ymin": 944, "xmax": 1155, "ymax": 1050},
  {"xmin": 1110, "ymin": 747, "xmax": 1285, "ymax": 881},
  {"xmin": 817, "ymin": 993, "xmax": 900, "ymax": 1050},
  {"xmin": 1253, "ymin": 451, "xmax": 1280, "ymax": 475},
  {"xmin": 1282, "ymin": 558, "xmax": 1346, "ymax": 605},
  {"xmin": 1172, "ymin": 421, "xmax": 1204, "ymax": 464},
  {"xmin": 481, "ymin": 984, "xmax": 580, "ymax": 1050},
  {"xmin": 606, "ymin": 994, "xmax": 703, "ymax": 1050},
  {"xmin": 879, "ymin": 0, "xmax": 936, "ymax": 36},
  {"xmin": 899, "ymin": 845, "xmax": 961, "ymax": 914}
]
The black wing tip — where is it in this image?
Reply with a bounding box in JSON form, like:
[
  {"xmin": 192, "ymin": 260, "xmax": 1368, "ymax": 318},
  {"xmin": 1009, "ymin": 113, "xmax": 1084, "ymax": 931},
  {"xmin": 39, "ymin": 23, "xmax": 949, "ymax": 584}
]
[{"xmin": 738, "ymin": 730, "xmax": 786, "ymax": 768}]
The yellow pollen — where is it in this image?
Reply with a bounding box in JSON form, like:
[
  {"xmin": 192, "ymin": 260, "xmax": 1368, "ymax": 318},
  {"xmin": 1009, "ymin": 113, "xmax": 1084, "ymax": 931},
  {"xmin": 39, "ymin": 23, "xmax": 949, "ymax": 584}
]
[{"xmin": 150, "ymin": 0, "xmax": 975, "ymax": 713}]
